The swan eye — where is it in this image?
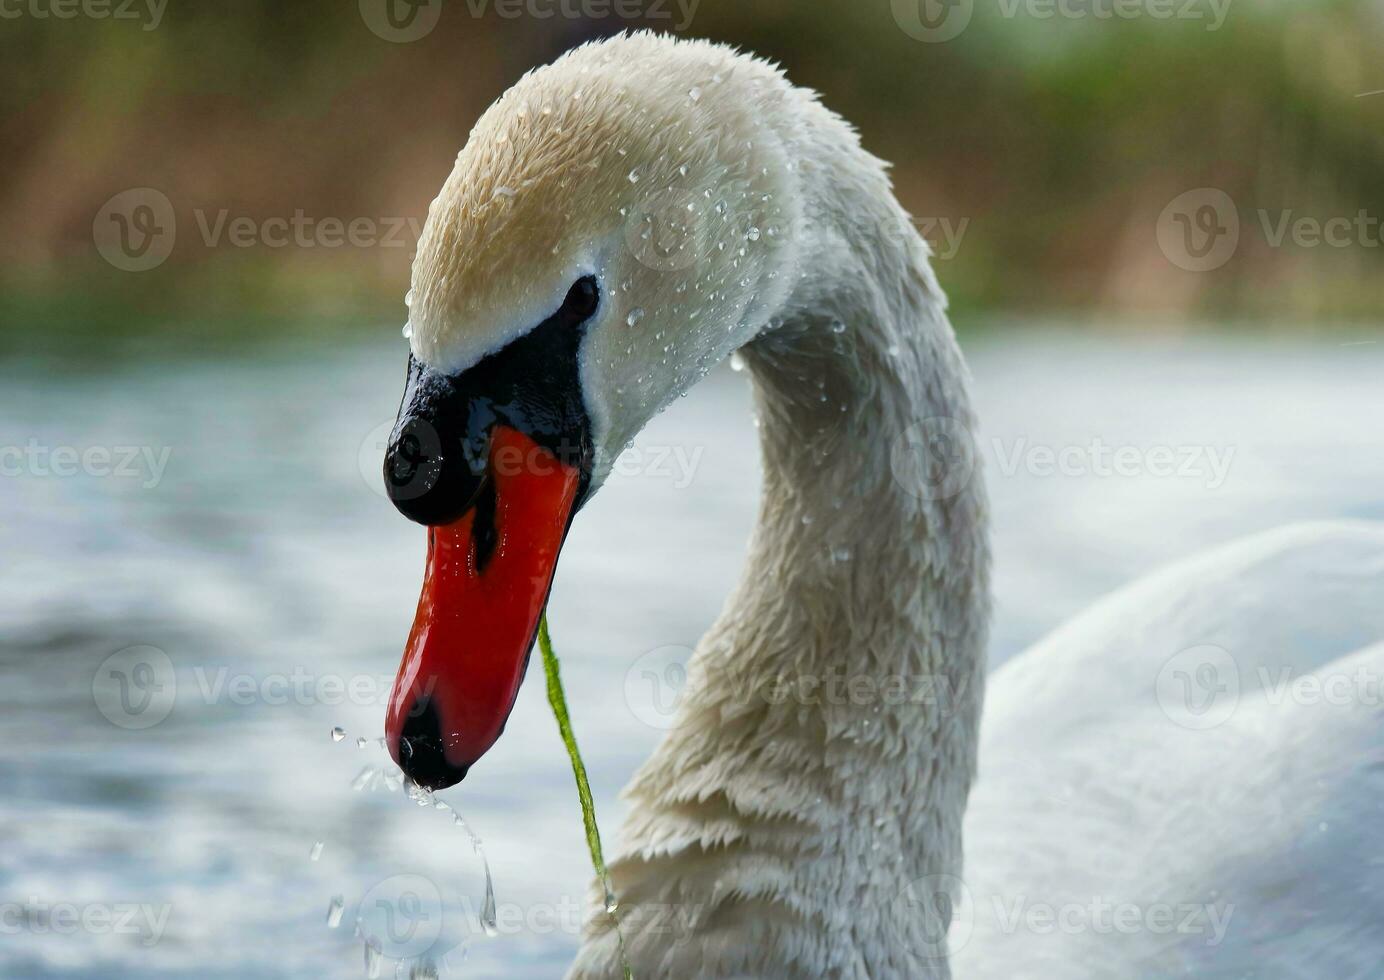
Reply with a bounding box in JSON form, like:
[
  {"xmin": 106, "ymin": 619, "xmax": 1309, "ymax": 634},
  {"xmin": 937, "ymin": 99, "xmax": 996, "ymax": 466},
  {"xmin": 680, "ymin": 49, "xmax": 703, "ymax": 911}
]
[{"xmin": 563, "ymin": 276, "xmax": 600, "ymax": 320}]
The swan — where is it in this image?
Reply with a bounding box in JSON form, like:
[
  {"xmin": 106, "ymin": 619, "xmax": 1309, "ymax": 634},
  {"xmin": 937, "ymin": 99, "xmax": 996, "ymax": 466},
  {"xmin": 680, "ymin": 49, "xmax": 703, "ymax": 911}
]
[{"xmin": 375, "ymin": 32, "xmax": 1384, "ymax": 978}]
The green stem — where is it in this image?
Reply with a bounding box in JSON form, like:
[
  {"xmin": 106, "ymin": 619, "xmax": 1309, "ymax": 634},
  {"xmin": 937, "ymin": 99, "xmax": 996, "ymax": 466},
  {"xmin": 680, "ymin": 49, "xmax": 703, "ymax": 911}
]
[{"xmin": 538, "ymin": 612, "xmax": 633, "ymax": 980}]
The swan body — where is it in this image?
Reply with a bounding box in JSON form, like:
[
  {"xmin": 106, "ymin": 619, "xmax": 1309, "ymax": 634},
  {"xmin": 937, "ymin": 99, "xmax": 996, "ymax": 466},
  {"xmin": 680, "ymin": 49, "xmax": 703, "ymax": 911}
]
[
  {"xmin": 400, "ymin": 32, "xmax": 1384, "ymax": 979},
  {"xmin": 960, "ymin": 521, "xmax": 1384, "ymax": 980}
]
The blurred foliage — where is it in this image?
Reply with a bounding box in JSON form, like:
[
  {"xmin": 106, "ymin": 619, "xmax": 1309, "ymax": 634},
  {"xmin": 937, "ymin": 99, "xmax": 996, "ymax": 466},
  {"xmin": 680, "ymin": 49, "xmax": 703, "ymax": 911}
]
[{"xmin": 0, "ymin": 0, "xmax": 1382, "ymax": 347}]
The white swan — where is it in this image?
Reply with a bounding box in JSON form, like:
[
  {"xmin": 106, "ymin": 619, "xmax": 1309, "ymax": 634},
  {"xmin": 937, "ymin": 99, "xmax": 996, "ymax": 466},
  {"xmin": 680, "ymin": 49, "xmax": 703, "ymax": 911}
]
[{"xmin": 376, "ymin": 32, "xmax": 1384, "ymax": 978}]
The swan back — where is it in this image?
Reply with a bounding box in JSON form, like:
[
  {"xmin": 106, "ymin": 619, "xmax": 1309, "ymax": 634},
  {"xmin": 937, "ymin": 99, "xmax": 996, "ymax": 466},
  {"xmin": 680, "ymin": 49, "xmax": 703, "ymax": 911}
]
[{"xmin": 961, "ymin": 522, "xmax": 1384, "ymax": 978}]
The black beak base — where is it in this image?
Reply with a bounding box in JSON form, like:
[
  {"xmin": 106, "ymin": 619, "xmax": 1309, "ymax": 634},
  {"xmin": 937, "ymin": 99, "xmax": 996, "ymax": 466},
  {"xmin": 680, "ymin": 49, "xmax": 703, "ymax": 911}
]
[{"xmin": 383, "ymin": 278, "xmax": 599, "ymax": 527}]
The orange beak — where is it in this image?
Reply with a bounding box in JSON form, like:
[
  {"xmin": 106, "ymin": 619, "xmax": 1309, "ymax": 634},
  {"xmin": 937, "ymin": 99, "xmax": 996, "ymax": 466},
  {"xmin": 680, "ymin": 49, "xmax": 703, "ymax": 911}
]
[{"xmin": 385, "ymin": 426, "xmax": 581, "ymax": 789}]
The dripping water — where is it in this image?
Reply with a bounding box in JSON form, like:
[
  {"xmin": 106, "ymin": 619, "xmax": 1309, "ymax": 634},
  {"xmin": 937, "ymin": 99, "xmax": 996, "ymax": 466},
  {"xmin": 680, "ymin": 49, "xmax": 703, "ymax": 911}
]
[{"xmin": 327, "ymin": 726, "xmax": 500, "ymax": 976}]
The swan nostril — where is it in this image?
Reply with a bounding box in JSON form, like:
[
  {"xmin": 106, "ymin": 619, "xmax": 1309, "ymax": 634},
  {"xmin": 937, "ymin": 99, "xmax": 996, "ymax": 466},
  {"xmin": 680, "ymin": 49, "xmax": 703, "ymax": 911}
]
[
  {"xmin": 386, "ymin": 424, "xmax": 437, "ymax": 493},
  {"xmin": 396, "ymin": 695, "xmax": 470, "ymax": 791},
  {"xmin": 383, "ymin": 416, "xmax": 487, "ymax": 526},
  {"xmin": 384, "ymin": 418, "xmax": 442, "ymax": 497}
]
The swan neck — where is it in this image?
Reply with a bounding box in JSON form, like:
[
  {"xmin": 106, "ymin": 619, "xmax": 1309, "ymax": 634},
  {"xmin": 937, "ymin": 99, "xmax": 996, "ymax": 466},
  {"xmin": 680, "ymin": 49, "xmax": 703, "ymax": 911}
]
[{"xmin": 598, "ymin": 79, "xmax": 991, "ymax": 978}]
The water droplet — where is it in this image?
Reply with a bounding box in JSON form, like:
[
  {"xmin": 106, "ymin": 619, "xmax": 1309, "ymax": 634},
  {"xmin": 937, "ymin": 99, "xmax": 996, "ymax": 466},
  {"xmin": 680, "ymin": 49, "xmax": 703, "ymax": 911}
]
[
  {"xmin": 832, "ymin": 547, "xmax": 853, "ymax": 562},
  {"xmin": 688, "ymin": 86, "xmax": 702, "ymax": 102},
  {"xmin": 888, "ymin": 344, "xmax": 901, "ymax": 358},
  {"xmin": 363, "ymin": 939, "xmax": 383, "ymax": 978},
  {"xmin": 628, "ymin": 168, "xmax": 641, "ymax": 183},
  {"xmin": 626, "ymin": 308, "xmax": 645, "ymax": 326},
  {"xmin": 831, "ymin": 319, "xmax": 846, "ymax": 335},
  {"xmin": 746, "ymin": 227, "xmax": 761, "ymax": 241},
  {"xmin": 403, "ymin": 288, "xmax": 413, "ymax": 308},
  {"xmin": 356, "ymin": 736, "xmax": 369, "ymax": 749},
  {"xmin": 401, "ymin": 322, "xmax": 412, "ymax": 340},
  {"xmin": 309, "ymin": 841, "xmax": 324, "ymax": 861},
  {"xmin": 325, "ymin": 894, "xmax": 344, "ymax": 928},
  {"xmin": 729, "ymin": 351, "xmax": 746, "ymax": 372},
  {"xmin": 330, "ymin": 727, "xmax": 346, "ymax": 742},
  {"xmin": 480, "ymin": 857, "xmax": 498, "ymax": 937}
]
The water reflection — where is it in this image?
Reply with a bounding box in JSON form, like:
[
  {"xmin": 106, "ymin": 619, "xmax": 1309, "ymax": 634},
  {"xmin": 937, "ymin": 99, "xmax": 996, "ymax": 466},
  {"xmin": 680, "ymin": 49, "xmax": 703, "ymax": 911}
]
[{"xmin": 2, "ymin": 331, "xmax": 1380, "ymax": 976}]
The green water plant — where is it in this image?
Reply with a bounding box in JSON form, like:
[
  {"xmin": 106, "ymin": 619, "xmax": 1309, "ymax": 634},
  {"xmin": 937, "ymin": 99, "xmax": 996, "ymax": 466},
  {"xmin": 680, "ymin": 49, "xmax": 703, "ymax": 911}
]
[{"xmin": 538, "ymin": 613, "xmax": 633, "ymax": 980}]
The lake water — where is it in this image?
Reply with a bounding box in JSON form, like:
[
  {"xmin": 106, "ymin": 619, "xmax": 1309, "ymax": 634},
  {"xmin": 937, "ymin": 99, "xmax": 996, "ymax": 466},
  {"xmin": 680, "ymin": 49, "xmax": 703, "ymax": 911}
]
[{"xmin": 3, "ymin": 329, "xmax": 1381, "ymax": 977}]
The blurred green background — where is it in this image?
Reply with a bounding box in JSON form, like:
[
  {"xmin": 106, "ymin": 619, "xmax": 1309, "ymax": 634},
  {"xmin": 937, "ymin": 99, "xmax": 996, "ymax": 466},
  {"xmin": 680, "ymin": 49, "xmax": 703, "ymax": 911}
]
[{"xmin": 1, "ymin": 0, "xmax": 1382, "ymax": 353}]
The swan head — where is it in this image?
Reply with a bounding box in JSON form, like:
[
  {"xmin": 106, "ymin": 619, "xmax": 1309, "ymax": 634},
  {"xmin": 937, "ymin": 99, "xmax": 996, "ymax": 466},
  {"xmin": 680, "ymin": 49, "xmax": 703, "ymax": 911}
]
[{"xmin": 382, "ymin": 34, "xmax": 801, "ymax": 788}]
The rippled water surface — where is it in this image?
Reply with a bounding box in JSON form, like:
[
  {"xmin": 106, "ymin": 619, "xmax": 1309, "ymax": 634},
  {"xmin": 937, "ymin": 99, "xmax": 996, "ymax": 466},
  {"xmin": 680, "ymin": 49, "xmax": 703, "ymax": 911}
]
[{"xmin": 4, "ymin": 331, "xmax": 1381, "ymax": 977}]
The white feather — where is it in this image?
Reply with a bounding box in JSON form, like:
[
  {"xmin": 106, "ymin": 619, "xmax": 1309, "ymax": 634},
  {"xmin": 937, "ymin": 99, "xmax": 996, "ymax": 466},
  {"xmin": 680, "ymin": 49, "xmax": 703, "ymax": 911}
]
[{"xmin": 407, "ymin": 31, "xmax": 1384, "ymax": 980}]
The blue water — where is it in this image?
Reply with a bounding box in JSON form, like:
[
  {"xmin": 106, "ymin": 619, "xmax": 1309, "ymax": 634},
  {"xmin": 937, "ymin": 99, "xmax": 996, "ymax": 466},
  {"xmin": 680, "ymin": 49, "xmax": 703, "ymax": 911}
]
[{"xmin": 3, "ymin": 330, "xmax": 1381, "ymax": 977}]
